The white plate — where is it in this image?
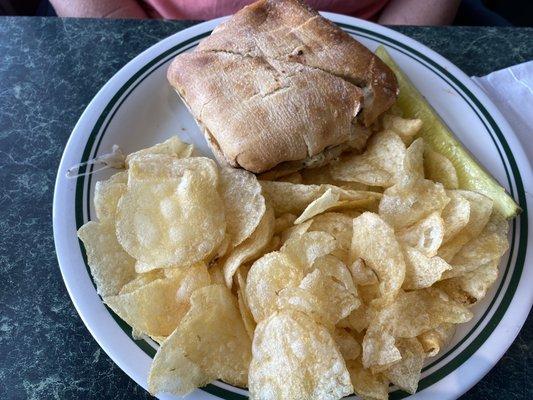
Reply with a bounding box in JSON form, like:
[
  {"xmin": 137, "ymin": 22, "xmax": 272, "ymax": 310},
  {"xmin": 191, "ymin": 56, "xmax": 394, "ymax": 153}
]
[{"xmin": 53, "ymin": 13, "xmax": 532, "ymax": 400}]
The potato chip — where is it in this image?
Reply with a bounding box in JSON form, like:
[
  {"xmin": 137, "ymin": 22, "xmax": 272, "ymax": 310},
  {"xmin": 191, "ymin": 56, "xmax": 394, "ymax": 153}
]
[
  {"xmin": 438, "ymin": 259, "xmax": 499, "ymax": 305},
  {"xmin": 397, "ymin": 212, "xmax": 444, "ymax": 257},
  {"xmin": 116, "ymin": 158, "xmax": 226, "ymax": 270},
  {"xmin": 105, "ymin": 263, "xmax": 209, "ymax": 337},
  {"xmin": 280, "ymin": 219, "xmax": 312, "ymax": 244},
  {"xmin": 148, "ymin": 285, "xmax": 251, "ymax": 396},
  {"xmin": 347, "ymin": 359, "xmax": 389, "ymax": 400},
  {"xmin": 418, "ymin": 323, "xmax": 455, "ymax": 357},
  {"xmin": 281, "ymin": 231, "xmax": 337, "ymax": 271},
  {"xmin": 402, "ymin": 246, "xmax": 451, "ymax": 290},
  {"xmin": 390, "ymin": 288, "xmax": 472, "ymax": 338},
  {"xmin": 362, "ymin": 319, "xmax": 402, "ymax": 369},
  {"xmin": 424, "ymin": 147, "xmax": 459, "ymax": 189},
  {"xmin": 249, "ymin": 310, "xmax": 353, "ymax": 400},
  {"xmin": 279, "ymin": 263, "xmax": 359, "ymax": 327},
  {"xmin": 383, "ymin": 338, "xmax": 425, "ymax": 394},
  {"xmin": 246, "ymin": 252, "xmax": 303, "ymax": 322},
  {"xmin": 301, "ymin": 166, "xmax": 371, "ymax": 191},
  {"xmin": 309, "ymin": 212, "xmax": 354, "ymax": 263},
  {"xmin": 351, "ymin": 213, "xmax": 405, "ymax": 303},
  {"xmin": 379, "ymin": 179, "xmax": 449, "ymax": 229},
  {"xmin": 175, "ymin": 262, "xmax": 212, "ymax": 305},
  {"xmin": 274, "ymin": 213, "xmax": 296, "ymax": 234},
  {"xmin": 222, "ymin": 205, "xmax": 274, "ymax": 288},
  {"xmin": 125, "ymin": 136, "xmax": 193, "ymax": 167},
  {"xmin": 260, "ymin": 181, "xmax": 327, "ymax": 215},
  {"xmin": 442, "ymin": 191, "xmax": 471, "ymax": 243},
  {"xmin": 263, "ymin": 235, "xmax": 281, "ymax": 254},
  {"xmin": 443, "ymin": 212, "xmax": 508, "ymax": 279},
  {"xmin": 339, "ymin": 303, "xmax": 370, "ymax": 333},
  {"xmin": 236, "ymin": 269, "xmax": 256, "ymax": 339},
  {"xmin": 119, "ymin": 270, "xmax": 163, "ymax": 295},
  {"xmin": 438, "ymin": 190, "xmax": 493, "ymax": 262},
  {"xmin": 294, "ymin": 188, "xmax": 340, "ymax": 224},
  {"xmin": 330, "ymin": 130, "xmax": 406, "ymax": 187},
  {"xmin": 78, "ymin": 221, "xmax": 136, "ymax": 297},
  {"xmin": 277, "ymin": 171, "xmax": 303, "ymax": 184},
  {"xmin": 402, "ymin": 138, "xmax": 425, "ymax": 182},
  {"xmin": 93, "ymin": 171, "xmax": 127, "ymax": 221},
  {"xmin": 382, "ymin": 114, "xmax": 422, "ymax": 145},
  {"xmin": 208, "ymin": 263, "xmax": 225, "ymax": 285},
  {"xmin": 348, "ymin": 258, "xmax": 378, "ymax": 286},
  {"xmin": 219, "ymin": 167, "xmax": 266, "ymax": 246},
  {"xmin": 294, "ymin": 188, "xmax": 379, "ymax": 224},
  {"xmin": 333, "ymin": 328, "xmax": 361, "ymax": 360}
]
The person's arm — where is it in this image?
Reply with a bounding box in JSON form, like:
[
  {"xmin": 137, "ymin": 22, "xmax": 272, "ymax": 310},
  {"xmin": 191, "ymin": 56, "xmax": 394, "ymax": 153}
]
[
  {"xmin": 378, "ymin": 0, "xmax": 461, "ymax": 25},
  {"xmin": 50, "ymin": 0, "xmax": 149, "ymax": 18}
]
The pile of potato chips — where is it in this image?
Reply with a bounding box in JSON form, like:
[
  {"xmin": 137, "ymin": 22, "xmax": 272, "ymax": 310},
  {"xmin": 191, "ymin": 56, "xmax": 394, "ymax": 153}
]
[{"xmin": 78, "ymin": 112, "xmax": 510, "ymax": 399}]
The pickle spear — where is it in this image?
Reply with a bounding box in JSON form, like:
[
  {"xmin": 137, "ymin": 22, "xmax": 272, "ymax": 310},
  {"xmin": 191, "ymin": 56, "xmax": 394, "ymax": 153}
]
[{"xmin": 376, "ymin": 46, "xmax": 520, "ymax": 218}]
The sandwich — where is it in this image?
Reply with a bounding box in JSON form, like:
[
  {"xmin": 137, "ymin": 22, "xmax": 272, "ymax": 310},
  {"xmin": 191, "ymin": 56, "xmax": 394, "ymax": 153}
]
[{"xmin": 167, "ymin": 0, "xmax": 398, "ymax": 177}]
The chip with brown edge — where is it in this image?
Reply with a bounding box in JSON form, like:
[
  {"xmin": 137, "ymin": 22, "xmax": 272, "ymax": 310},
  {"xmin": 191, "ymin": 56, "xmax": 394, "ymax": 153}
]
[
  {"xmin": 148, "ymin": 285, "xmax": 251, "ymax": 396},
  {"xmin": 249, "ymin": 310, "xmax": 353, "ymax": 400}
]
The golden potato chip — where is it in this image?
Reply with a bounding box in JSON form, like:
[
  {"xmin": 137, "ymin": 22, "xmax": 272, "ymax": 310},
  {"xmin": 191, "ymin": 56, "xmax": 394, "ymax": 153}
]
[
  {"xmin": 281, "ymin": 231, "xmax": 337, "ymax": 271},
  {"xmin": 274, "ymin": 213, "xmax": 296, "ymax": 234},
  {"xmin": 338, "ymin": 303, "xmax": 370, "ymax": 333},
  {"xmin": 78, "ymin": 221, "xmax": 136, "ymax": 297},
  {"xmin": 93, "ymin": 171, "xmax": 127, "ymax": 221},
  {"xmin": 219, "ymin": 167, "xmax": 266, "ymax": 246},
  {"xmin": 301, "ymin": 165, "xmax": 371, "ymax": 191},
  {"xmin": 402, "ymin": 138, "xmax": 425, "ymax": 182},
  {"xmin": 348, "ymin": 258, "xmax": 378, "ymax": 286},
  {"xmin": 119, "ymin": 270, "xmax": 164, "ymax": 295},
  {"xmin": 125, "ymin": 136, "xmax": 193, "ymax": 166},
  {"xmin": 280, "ymin": 219, "xmax": 312, "ymax": 244},
  {"xmin": 390, "ymin": 288, "xmax": 472, "ymax": 338},
  {"xmin": 438, "ymin": 190, "xmax": 493, "ymax": 262},
  {"xmin": 277, "ymin": 171, "xmax": 303, "ymax": 184},
  {"xmin": 260, "ymin": 181, "xmax": 327, "ymax": 215},
  {"xmin": 105, "ymin": 263, "xmax": 209, "ymax": 337},
  {"xmin": 208, "ymin": 263, "xmax": 225, "ymax": 285},
  {"xmin": 402, "ymin": 246, "xmax": 451, "ymax": 290},
  {"xmin": 379, "ymin": 179, "xmax": 449, "ymax": 229},
  {"xmin": 442, "ymin": 191, "xmax": 471, "ymax": 243},
  {"xmin": 362, "ymin": 317, "xmax": 402, "ymax": 369},
  {"xmin": 236, "ymin": 269, "xmax": 256, "ymax": 339},
  {"xmin": 309, "ymin": 212, "xmax": 354, "ymax": 263},
  {"xmin": 397, "ymin": 212, "xmax": 444, "ymax": 257},
  {"xmin": 382, "ymin": 114, "xmax": 422, "ymax": 145},
  {"xmin": 438, "ymin": 259, "xmax": 499, "ymax": 305},
  {"xmin": 443, "ymin": 212, "xmax": 508, "ymax": 279},
  {"xmin": 313, "ymin": 255, "xmax": 358, "ymax": 298},
  {"xmin": 347, "ymin": 359, "xmax": 389, "ymax": 400},
  {"xmin": 148, "ymin": 285, "xmax": 251, "ymax": 396},
  {"xmin": 116, "ymin": 158, "xmax": 226, "ymax": 270},
  {"xmin": 383, "ymin": 338, "xmax": 425, "ymax": 394},
  {"xmin": 294, "ymin": 188, "xmax": 340, "ymax": 224},
  {"xmin": 222, "ymin": 205, "xmax": 274, "ymax": 288},
  {"xmin": 351, "ymin": 212, "xmax": 405, "ymax": 303},
  {"xmin": 294, "ymin": 189, "xmax": 379, "ymax": 224},
  {"xmin": 424, "ymin": 147, "xmax": 459, "ymax": 189},
  {"xmin": 418, "ymin": 323, "xmax": 455, "ymax": 357},
  {"xmin": 279, "ymin": 264, "xmax": 359, "ymax": 327},
  {"xmin": 249, "ymin": 310, "xmax": 353, "ymax": 400},
  {"xmin": 330, "ymin": 130, "xmax": 406, "ymax": 187},
  {"xmin": 333, "ymin": 328, "xmax": 361, "ymax": 360},
  {"xmin": 175, "ymin": 262, "xmax": 212, "ymax": 306},
  {"xmin": 246, "ymin": 252, "xmax": 303, "ymax": 322}
]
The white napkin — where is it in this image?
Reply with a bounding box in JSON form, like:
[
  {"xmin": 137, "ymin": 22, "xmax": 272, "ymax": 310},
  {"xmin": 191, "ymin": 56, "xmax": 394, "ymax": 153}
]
[{"xmin": 472, "ymin": 61, "xmax": 533, "ymax": 163}]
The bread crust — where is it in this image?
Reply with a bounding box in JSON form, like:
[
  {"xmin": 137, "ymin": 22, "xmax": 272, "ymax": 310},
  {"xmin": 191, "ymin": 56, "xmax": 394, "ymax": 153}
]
[{"xmin": 168, "ymin": 0, "xmax": 398, "ymax": 174}]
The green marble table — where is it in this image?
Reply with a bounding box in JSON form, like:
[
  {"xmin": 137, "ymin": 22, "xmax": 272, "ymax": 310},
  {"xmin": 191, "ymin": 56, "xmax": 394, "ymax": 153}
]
[{"xmin": 0, "ymin": 17, "xmax": 531, "ymax": 400}]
